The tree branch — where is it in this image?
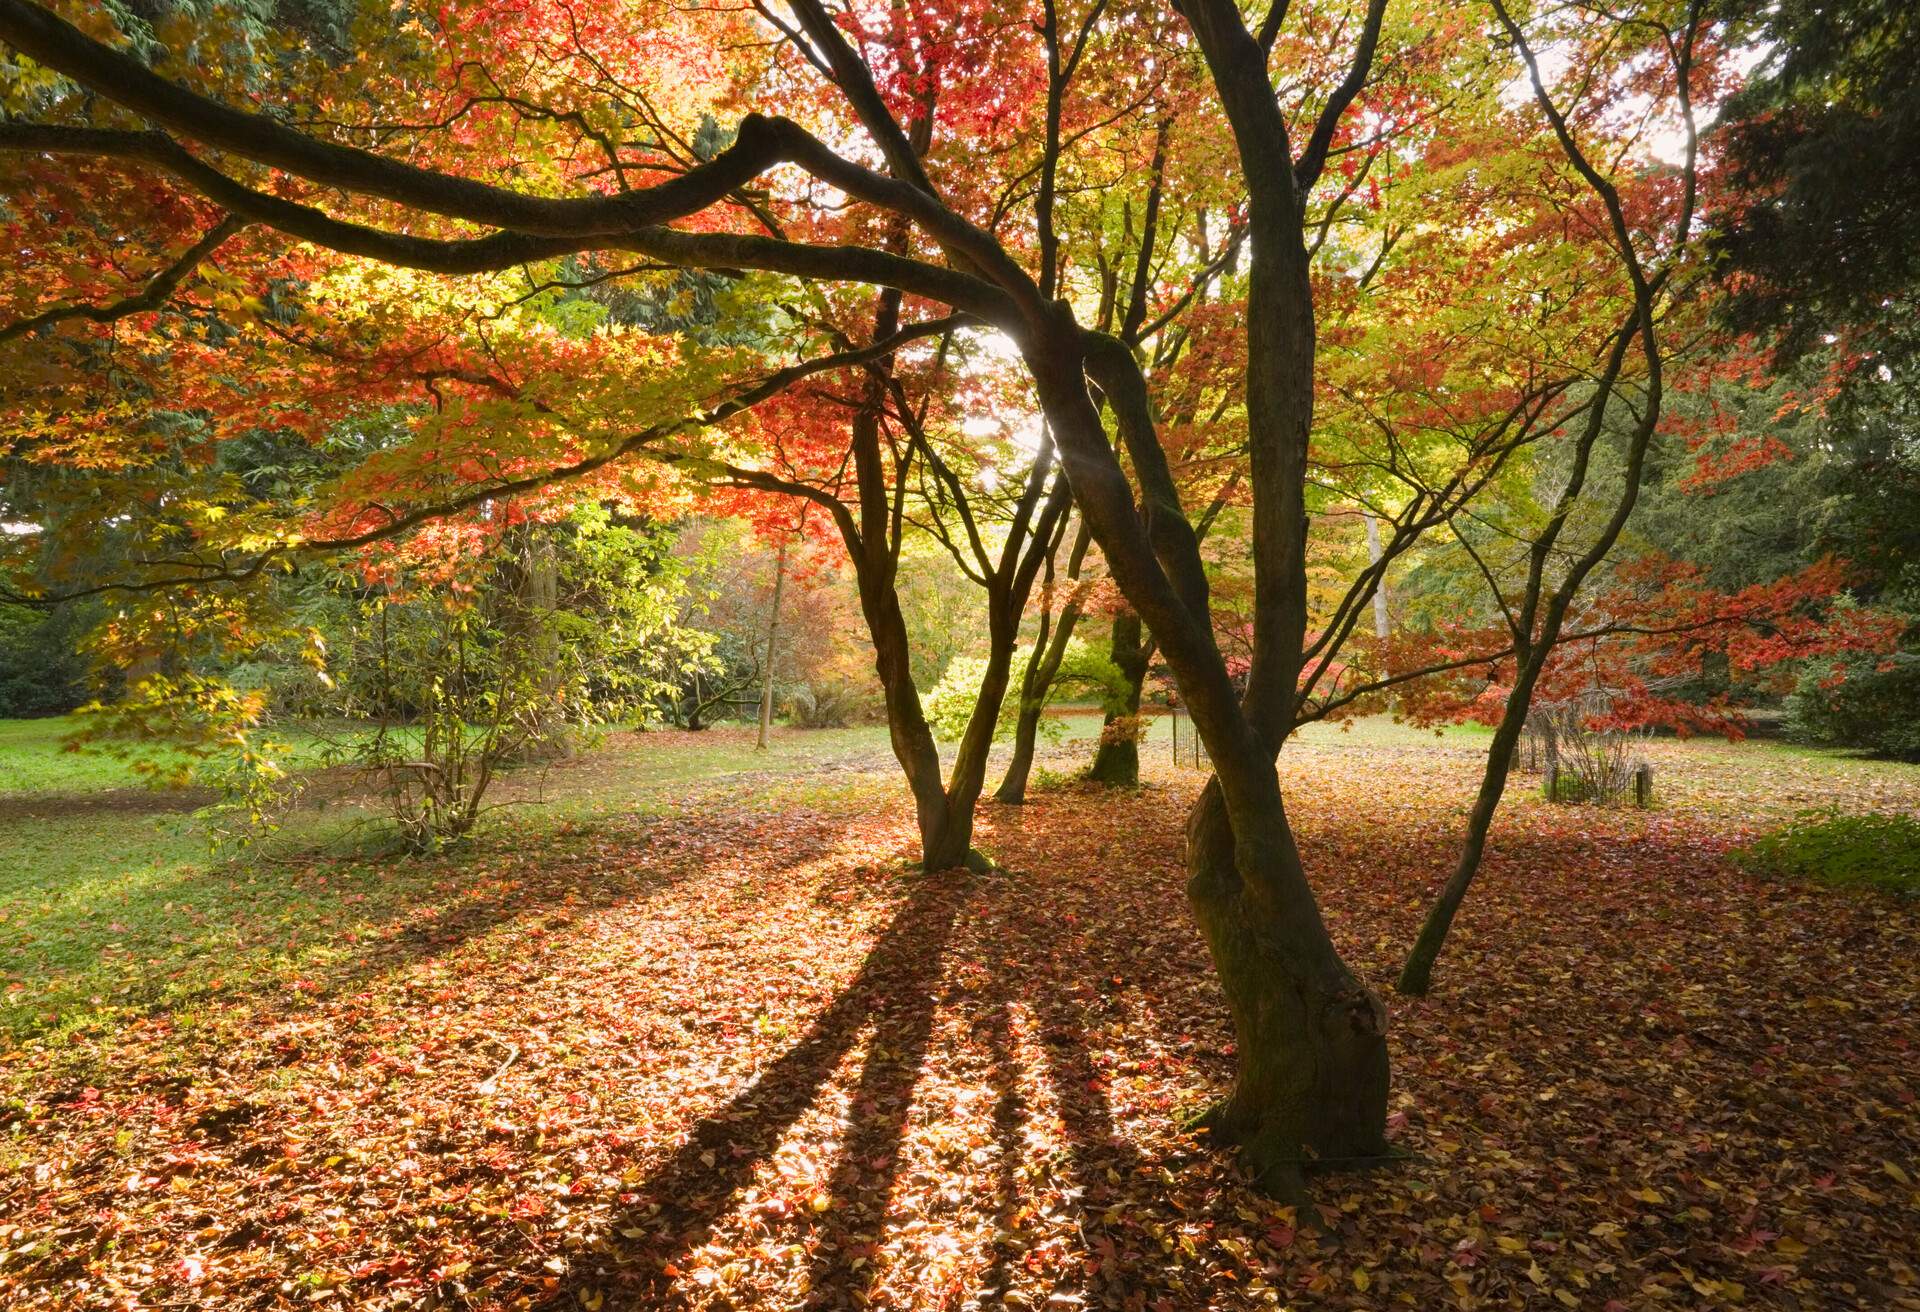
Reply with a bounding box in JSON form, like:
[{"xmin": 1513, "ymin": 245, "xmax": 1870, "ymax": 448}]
[
  {"xmin": 0, "ymin": 0, "xmax": 790, "ymax": 237},
  {"xmin": 0, "ymin": 213, "xmax": 245, "ymax": 343},
  {"xmin": 1293, "ymin": 0, "xmax": 1388, "ymax": 191}
]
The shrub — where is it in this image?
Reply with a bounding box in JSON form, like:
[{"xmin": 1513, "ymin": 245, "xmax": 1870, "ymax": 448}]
[
  {"xmin": 1527, "ymin": 695, "xmax": 1654, "ymax": 807},
  {"xmin": 1732, "ymin": 810, "xmax": 1920, "ymax": 896},
  {"xmin": 922, "ymin": 638, "xmax": 1127, "ymax": 744},
  {"xmin": 1785, "ymin": 649, "xmax": 1920, "ymax": 762},
  {"xmin": 786, "ymin": 678, "xmax": 875, "ymax": 728}
]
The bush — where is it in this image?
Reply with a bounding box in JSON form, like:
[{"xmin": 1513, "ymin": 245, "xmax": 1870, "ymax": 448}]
[
  {"xmin": 921, "ymin": 638, "xmax": 1127, "ymax": 744},
  {"xmin": 786, "ymin": 679, "xmax": 875, "ymax": 728},
  {"xmin": 0, "ymin": 603, "xmax": 90, "ymax": 718},
  {"xmin": 1526, "ymin": 696, "xmax": 1654, "ymax": 807},
  {"xmin": 1732, "ymin": 811, "xmax": 1920, "ymax": 896},
  {"xmin": 1785, "ymin": 650, "xmax": 1920, "ymax": 761}
]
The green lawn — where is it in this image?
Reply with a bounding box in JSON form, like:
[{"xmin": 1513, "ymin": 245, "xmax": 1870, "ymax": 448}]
[
  {"xmin": 0, "ymin": 711, "xmax": 1907, "ymax": 1049},
  {"xmin": 0, "ymin": 715, "xmax": 378, "ymax": 797},
  {"xmin": 0, "ymin": 717, "xmax": 199, "ymax": 795}
]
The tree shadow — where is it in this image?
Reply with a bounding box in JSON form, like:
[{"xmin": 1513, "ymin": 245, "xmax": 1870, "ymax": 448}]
[
  {"xmin": 560, "ymin": 872, "xmax": 962, "ymax": 1307},
  {"xmin": 1030, "ymin": 984, "xmax": 1160, "ymax": 1306},
  {"xmin": 955, "ymin": 904, "xmax": 1167, "ymax": 1310},
  {"xmin": 795, "ymin": 891, "xmax": 956, "ymax": 1307},
  {"xmin": 290, "ymin": 807, "xmax": 906, "ymax": 1009},
  {"xmin": 969, "ymin": 974, "xmax": 1034, "ymax": 1310},
  {"xmin": 20, "ymin": 806, "xmax": 900, "ymax": 1105}
]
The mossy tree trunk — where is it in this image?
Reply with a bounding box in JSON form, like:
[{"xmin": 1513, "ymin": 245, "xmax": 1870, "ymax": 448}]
[
  {"xmin": 1186, "ymin": 780, "xmax": 1390, "ymax": 1194},
  {"xmin": 1086, "ymin": 611, "xmax": 1150, "ymax": 786}
]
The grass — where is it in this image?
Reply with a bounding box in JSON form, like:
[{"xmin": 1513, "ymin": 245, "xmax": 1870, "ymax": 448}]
[
  {"xmin": 0, "ymin": 708, "xmax": 1489, "ymax": 799},
  {"xmin": 1733, "ymin": 810, "xmax": 1920, "ymax": 895},
  {"xmin": 0, "ymin": 718, "xmax": 202, "ymax": 795},
  {"xmin": 0, "ymin": 711, "xmax": 1911, "ymax": 1048},
  {"xmin": 0, "ymin": 716, "xmax": 389, "ymax": 797}
]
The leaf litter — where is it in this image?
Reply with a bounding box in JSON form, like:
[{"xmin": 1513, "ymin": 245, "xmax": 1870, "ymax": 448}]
[{"xmin": 1, "ymin": 732, "xmax": 1915, "ymax": 1310}]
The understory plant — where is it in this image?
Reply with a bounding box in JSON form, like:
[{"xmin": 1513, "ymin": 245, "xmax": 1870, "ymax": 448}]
[
  {"xmin": 1523, "ymin": 694, "xmax": 1654, "ymax": 807},
  {"xmin": 923, "ymin": 638, "xmax": 1127, "ymax": 747},
  {"xmin": 263, "ymin": 510, "xmax": 715, "ymax": 851}
]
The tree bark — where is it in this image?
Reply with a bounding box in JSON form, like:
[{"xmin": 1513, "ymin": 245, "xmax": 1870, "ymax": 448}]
[
  {"xmin": 1396, "ymin": 696, "xmax": 1529, "ymax": 996},
  {"xmin": 996, "ymin": 523, "xmax": 1090, "ymax": 804},
  {"xmin": 994, "ymin": 643, "xmax": 1051, "ymax": 805},
  {"xmin": 1184, "ymin": 778, "xmax": 1390, "ymax": 1196},
  {"xmin": 1027, "ymin": 323, "xmax": 1392, "ymax": 1193},
  {"xmin": 852, "ymin": 516, "xmax": 970, "ymax": 868},
  {"xmin": 1361, "ymin": 510, "xmax": 1390, "ymax": 641},
  {"xmin": 503, "ymin": 526, "xmax": 570, "ymax": 758},
  {"xmin": 1086, "ymin": 610, "xmax": 1149, "ymax": 785}
]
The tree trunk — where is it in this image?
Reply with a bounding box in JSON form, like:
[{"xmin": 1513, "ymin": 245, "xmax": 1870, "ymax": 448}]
[
  {"xmin": 1397, "ymin": 662, "xmax": 1536, "ymax": 996},
  {"xmin": 1361, "ymin": 510, "xmax": 1390, "ymax": 641},
  {"xmin": 1184, "ymin": 778, "xmax": 1391, "ymax": 1196},
  {"xmin": 995, "ymin": 677, "xmax": 1047, "ymax": 804},
  {"xmin": 506, "ymin": 527, "xmax": 571, "ymax": 758},
  {"xmin": 1028, "ymin": 314, "xmax": 1393, "ymax": 1195},
  {"xmin": 861, "ymin": 575, "xmax": 971, "ymax": 868},
  {"xmin": 995, "ymin": 535, "xmax": 1089, "ymax": 804},
  {"xmin": 937, "ymin": 600, "xmax": 1026, "ymax": 860},
  {"xmin": 756, "ymin": 535, "xmax": 788, "ymax": 751},
  {"xmin": 1086, "ymin": 611, "xmax": 1148, "ymax": 786}
]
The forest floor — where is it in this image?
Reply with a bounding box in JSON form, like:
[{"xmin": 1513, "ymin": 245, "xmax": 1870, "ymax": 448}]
[{"xmin": 1, "ymin": 718, "xmax": 1916, "ymax": 1310}]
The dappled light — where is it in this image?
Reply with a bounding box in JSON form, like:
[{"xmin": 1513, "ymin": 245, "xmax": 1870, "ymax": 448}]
[
  {"xmin": 4, "ymin": 728, "xmax": 1915, "ymax": 1308},
  {"xmin": 2, "ymin": 0, "xmax": 1915, "ymax": 1303}
]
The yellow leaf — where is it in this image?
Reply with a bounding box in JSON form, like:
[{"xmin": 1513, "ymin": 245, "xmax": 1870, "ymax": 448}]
[
  {"xmin": 1885, "ymin": 1160, "xmax": 1913, "ymax": 1187},
  {"xmin": 1351, "ymin": 1268, "xmax": 1372, "ymax": 1292}
]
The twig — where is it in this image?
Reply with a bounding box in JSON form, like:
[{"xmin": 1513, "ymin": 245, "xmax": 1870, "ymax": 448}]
[{"xmin": 477, "ymin": 1041, "xmax": 521, "ymax": 1094}]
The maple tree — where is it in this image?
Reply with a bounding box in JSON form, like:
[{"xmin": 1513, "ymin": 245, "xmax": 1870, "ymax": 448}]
[{"xmin": 0, "ymin": 0, "xmax": 1863, "ymax": 1193}]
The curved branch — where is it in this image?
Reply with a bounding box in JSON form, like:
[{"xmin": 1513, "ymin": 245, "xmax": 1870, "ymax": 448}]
[
  {"xmin": 0, "ymin": 0, "xmax": 786, "ymax": 237},
  {"xmin": 0, "ymin": 213, "xmax": 245, "ymax": 343},
  {"xmin": 781, "ymin": 0, "xmax": 940, "ymax": 201},
  {"xmin": 0, "ymin": 125, "xmax": 1019, "ymax": 319},
  {"xmin": 0, "ymin": 124, "xmax": 588, "ymax": 272},
  {"xmin": 1293, "ymin": 0, "xmax": 1388, "ymax": 191}
]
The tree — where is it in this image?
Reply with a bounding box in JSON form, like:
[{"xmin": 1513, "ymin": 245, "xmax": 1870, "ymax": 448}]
[
  {"xmin": 1711, "ymin": 0, "xmax": 1920, "ymax": 399},
  {"xmin": 0, "ymin": 0, "xmax": 1740, "ymax": 1190},
  {"xmin": 0, "ymin": 601, "xmax": 89, "ymax": 716},
  {"xmin": 1633, "ymin": 359, "xmax": 1920, "ymax": 759}
]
